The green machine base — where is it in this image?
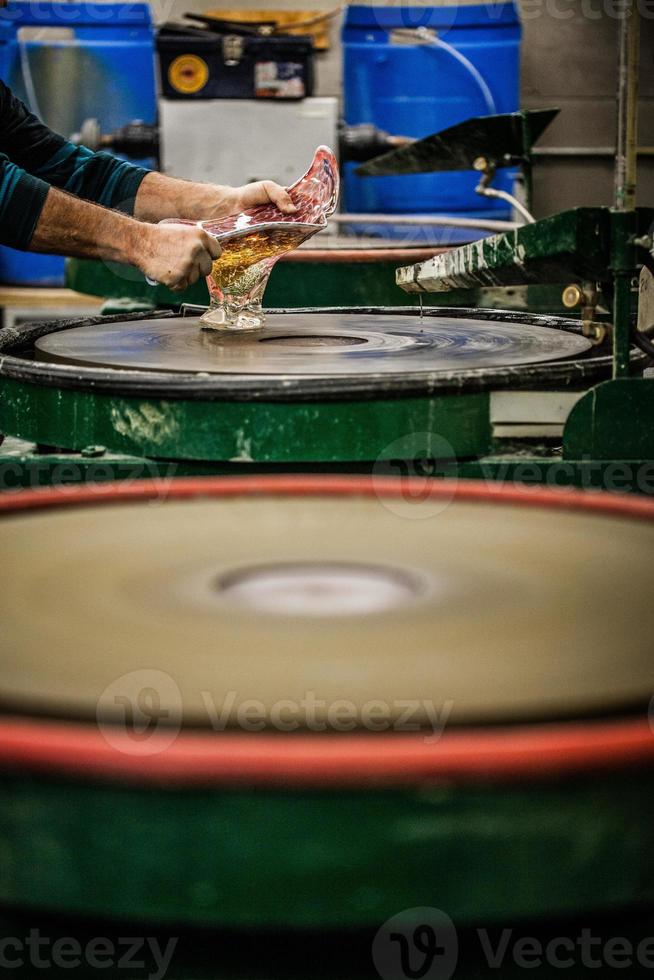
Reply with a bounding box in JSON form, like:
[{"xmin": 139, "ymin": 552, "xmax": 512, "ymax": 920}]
[
  {"xmin": 1, "ymin": 768, "xmax": 653, "ymax": 930},
  {"xmin": 1, "ymin": 307, "xmax": 652, "ymax": 494}
]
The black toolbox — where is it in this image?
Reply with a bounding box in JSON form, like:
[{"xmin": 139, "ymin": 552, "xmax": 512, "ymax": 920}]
[{"xmin": 157, "ymin": 23, "xmax": 314, "ymax": 100}]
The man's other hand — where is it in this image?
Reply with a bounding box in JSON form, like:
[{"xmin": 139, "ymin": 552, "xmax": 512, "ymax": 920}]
[{"xmin": 138, "ymin": 223, "xmax": 222, "ymax": 291}]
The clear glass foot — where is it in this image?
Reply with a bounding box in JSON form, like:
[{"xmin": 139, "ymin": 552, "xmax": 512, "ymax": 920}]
[
  {"xmin": 199, "ymin": 259, "xmax": 273, "ymax": 333},
  {"xmin": 199, "ymin": 301, "xmax": 265, "ymax": 333}
]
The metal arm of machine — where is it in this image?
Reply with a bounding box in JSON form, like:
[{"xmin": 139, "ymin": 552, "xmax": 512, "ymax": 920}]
[
  {"xmin": 338, "ymin": 124, "xmax": 413, "ymax": 163},
  {"xmin": 71, "ymin": 119, "xmax": 159, "ymax": 160},
  {"xmin": 72, "ymin": 117, "xmax": 411, "ymax": 168},
  {"xmin": 395, "ymin": 206, "xmax": 654, "ymax": 295},
  {"xmin": 356, "ymin": 108, "xmax": 559, "ymax": 216}
]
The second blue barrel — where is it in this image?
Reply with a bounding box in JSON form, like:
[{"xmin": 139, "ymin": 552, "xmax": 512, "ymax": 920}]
[{"xmin": 342, "ymin": 3, "xmax": 522, "ymax": 237}]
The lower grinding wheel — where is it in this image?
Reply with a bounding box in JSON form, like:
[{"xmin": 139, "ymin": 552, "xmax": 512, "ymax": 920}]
[
  {"xmin": 1, "ymin": 477, "xmax": 653, "ymax": 725},
  {"xmin": 1, "ymin": 477, "xmax": 654, "ymax": 931}
]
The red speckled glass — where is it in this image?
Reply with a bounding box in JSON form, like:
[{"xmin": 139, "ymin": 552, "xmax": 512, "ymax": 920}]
[{"xmin": 198, "ymin": 146, "xmax": 339, "ymax": 331}]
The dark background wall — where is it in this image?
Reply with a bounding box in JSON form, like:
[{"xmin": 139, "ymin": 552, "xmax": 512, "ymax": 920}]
[{"xmin": 521, "ymin": 2, "xmax": 654, "ymax": 215}]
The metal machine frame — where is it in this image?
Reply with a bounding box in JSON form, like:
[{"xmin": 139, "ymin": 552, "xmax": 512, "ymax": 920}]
[{"xmin": 391, "ymin": 2, "xmax": 654, "ymax": 484}]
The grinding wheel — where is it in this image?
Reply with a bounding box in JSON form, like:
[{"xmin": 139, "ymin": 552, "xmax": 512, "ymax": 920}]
[
  {"xmin": 34, "ymin": 312, "xmax": 592, "ymax": 376},
  {"xmin": 2, "ymin": 479, "xmax": 652, "ymax": 728},
  {"xmin": 2, "ymin": 309, "xmax": 618, "ymax": 463}
]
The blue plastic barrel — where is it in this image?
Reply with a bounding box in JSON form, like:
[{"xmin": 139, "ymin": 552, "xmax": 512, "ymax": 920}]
[
  {"xmin": 0, "ymin": 1, "xmax": 156, "ymax": 286},
  {"xmin": 342, "ymin": 3, "xmax": 521, "ymax": 238}
]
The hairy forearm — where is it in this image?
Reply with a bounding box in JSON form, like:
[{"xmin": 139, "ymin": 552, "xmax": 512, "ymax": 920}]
[
  {"xmin": 30, "ymin": 185, "xmax": 142, "ymax": 264},
  {"xmin": 29, "ymin": 183, "xmax": 222, "ymax": 291},
  {"xmin": 28, "ymin": 172, "xmax": 295, "ymax": 282},
  {"xmin": 133, "ymin": 171, "xmax": 238, "ymax": 223}
]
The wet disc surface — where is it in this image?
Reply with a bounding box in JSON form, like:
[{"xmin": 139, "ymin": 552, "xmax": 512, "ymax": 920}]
[
  {"xmin": 1, "ymin": 494, "xmax": 652, "ymax": 727},
  {"xmin": 34, "ymin": 313, "xmax": 592, "ymax": 376}
]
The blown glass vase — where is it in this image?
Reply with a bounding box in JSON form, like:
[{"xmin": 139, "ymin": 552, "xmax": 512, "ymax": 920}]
[{"xmin": 198, "ymin": 145, "xmax": 339, "ymax": 332}]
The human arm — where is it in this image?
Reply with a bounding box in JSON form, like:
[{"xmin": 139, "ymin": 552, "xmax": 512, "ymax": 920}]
[
  {"xmin": 29, "ymin": 186, "xmax": 221, "ymax": 292},
  {"xmin": 0, "ymin": 81, "xmax": 220, "ymax": 288},
  {"xmin": 1, "ymin": 81, "xmax": 295, "ymax": 224},
  {"xmin": 0, "ymin": 81, "xmax": 149, "ymax": 217},
  {"xmin": 133, "ymin": 170, "xmax": 297, "ymax": 223}
]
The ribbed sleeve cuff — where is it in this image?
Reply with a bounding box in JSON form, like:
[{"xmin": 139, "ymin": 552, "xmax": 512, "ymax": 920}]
[
  {"xmin": 78, "ymin": 152, "xmax": 150, "ymax": 215},
  {"xmin": 109, "ymin": 161, "xmax": 150, "ymax": 215}
]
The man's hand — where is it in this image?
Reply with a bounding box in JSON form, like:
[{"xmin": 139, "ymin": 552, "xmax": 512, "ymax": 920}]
[
  {"xmin": 136, "ymin": 223, "xmax": 222, "ymax": 292},
  {"xmin": 134, "ymin": 172, "xmax": 298, "ymax": 224},
  {"xmin": 226, "ymin": 180, "xmax": 298, "ymax": 217}
]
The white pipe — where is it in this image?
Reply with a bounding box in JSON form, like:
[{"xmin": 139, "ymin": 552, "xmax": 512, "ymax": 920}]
[
  {"xmin": 428, "ymin": 33, "xmax": 497, "ymax": 116},
  {"xmin": 327, "ymin": 213, "xmax": 520, "ymax": 233},
  {"xmin": 474, "ymin": 186, "xmax": 536, "ymax": 224}
]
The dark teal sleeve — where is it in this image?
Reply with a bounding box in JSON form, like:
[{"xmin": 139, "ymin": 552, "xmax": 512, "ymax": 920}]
[
  {"xmin": 0, "ymin": 80, "xmax": 149, "ymax": 249},
  {"xmin": 30, "ymin": 143, "xmax": 149, "ymax": 213},
  {"xmin": 0, "ymin": 153, "xmax": 51, "ymax": 249}
]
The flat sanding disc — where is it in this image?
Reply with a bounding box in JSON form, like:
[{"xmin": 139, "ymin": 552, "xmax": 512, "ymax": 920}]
[
  {"xmin": 34, "ymin": 313, "xmax": 592, "ymax": 376},
  {"xmin": 1, "ymin": 494, "xmax": 652, "ymax": 727}
]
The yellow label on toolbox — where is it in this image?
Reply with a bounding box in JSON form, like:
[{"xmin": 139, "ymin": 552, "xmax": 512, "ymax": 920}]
[{"xmin": 168, "ymin": 54, "xmax": 210, "ymax": 94}]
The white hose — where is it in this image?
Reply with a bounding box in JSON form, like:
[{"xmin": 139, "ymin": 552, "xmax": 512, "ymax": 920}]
[
  {"xmin": 417, "ymin": 31, "xmax": 533, "ymax": 219},
  {"xmin": 427, "ymin": 33, "xmax": 497, "ymax": 116},
  {"xmin": 476, "ymin": 185, "xmax": 536, "ymax": 224}
]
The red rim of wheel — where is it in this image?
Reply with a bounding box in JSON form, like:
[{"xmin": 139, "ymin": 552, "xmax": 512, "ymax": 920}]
[{"xmin": 1, "ymin": 475, "xmax": 653, "ymax": 787}]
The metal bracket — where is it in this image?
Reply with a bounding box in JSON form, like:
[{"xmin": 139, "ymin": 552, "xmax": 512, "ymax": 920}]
[
  {"xmin": 473, "ymin": 156, "xmax": 536, "ymax": 225},
  {"xmin": 389, "ymin": 27, "xmax": 438, "ymax": 45},
  {"xmin": 561, "ymin": 282, "xmax": 607, "ymax": 345}
]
